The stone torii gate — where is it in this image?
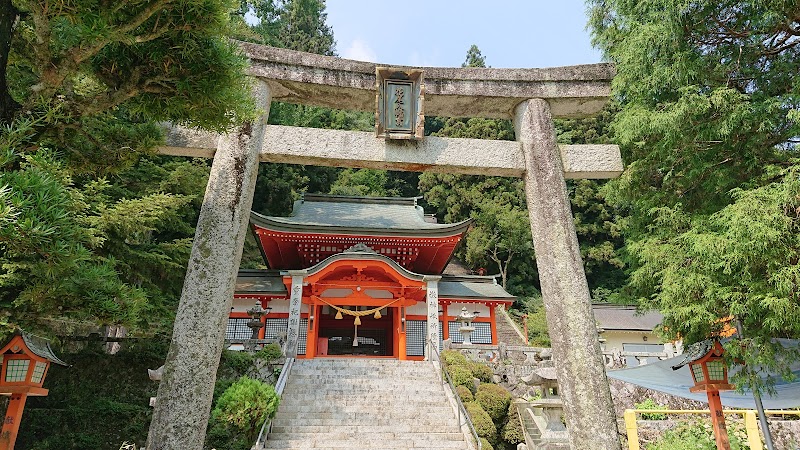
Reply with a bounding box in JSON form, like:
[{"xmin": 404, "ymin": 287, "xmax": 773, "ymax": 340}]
[{"xmin": 146, "ymin": 42, "xmax": 624, "ymax": 450}]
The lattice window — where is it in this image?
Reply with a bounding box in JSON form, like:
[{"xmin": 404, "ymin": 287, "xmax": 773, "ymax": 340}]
[
  {"xmin": 264, "ymin": 318, "xmax": 288, "ymax": 340},
  {"xmin": 226, "ymin": 318, "xmax": 252, "ymax": 340},
  {"xmin": 405, "ymin": 320, "xmax": 444, "ymax": 357},
  {"xmin": 406, "ymin": 320, "xmax": 426, "ymax": 356},
  {"xmin": 298, "ymin": 318, "xmax": 308, "ymax": 355},
  {"xmin": 448, "ymin": 321, "xmax": 492, "ymax": 344},
  {"xmin": 262, "ymin": 318, "xmax": 307, "ymax": 355},
  {"xmin": 30, "ymin": 361, "xmax": 47, "ymax": 384},
  {"xmin": 5, "ymin": 359, "xmax": 29, "ymax": 382}
]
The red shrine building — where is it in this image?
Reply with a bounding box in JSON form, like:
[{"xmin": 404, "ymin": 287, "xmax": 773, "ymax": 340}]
[{"xmin": 227, "ymin": 194, "xmax": 515, "ymax": 360}]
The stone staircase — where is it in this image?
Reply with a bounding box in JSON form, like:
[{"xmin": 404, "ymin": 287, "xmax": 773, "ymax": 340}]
[
  {"xmin": 265, "ymin": 358, "xmax": 468, "ymax": 449},
  {"xmin": 495, "ymin": 306, "xmax": 528, "ymax": 346}
]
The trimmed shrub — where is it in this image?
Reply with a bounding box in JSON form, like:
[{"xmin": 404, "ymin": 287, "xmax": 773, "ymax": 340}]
[
  {"xmin": 441, "ymin": 349, "xmax": 469, "ymax": 367},
  {"xmin": 479, "ymin": 437, "xmax": 494, "ymax": 450},
  {"xmin": 447, "ymin": 365, "xmax": 475, "ymax": 393},
  {"xmin": 469, "ymin": 361, "xmax": 494, "ymax": 383},
  {"xmin": 456, "ymin": 385, "xmax": 474, "ymax": 402},
  {"xmin": 211, "ymin": 377, "xmax": 280, "ymax": 443},
  {"xmin": 501, "ymin": 403, "xmax": 524, "ymax": 446},
  {"xmin": 476, "ymin": 384, "xmax": 512, "ymax": 422},
  {"xmin": 465, "ymin": 401, "xmax": 497, "ymax": 443},
  {"xmin": 256, "ymin": 343, "xmax": 283, "ymax": 361}
]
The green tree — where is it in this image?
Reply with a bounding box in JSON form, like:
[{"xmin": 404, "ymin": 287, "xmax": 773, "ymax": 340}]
[
  {"xmin": 244, "ymin": 0, "xmax": 335, "ymax": 55},
  {"xmin": 463, "ymin": 44, "xmax": 486, "ymax": 68},
  {"xmin": 0, "ymin": 0, "xmax": 253, "ymax": 335},
  {"xmin": 209, "ymin": 376, "xmax": 280, "ymax": 445},
  {"xmin": 588, "ymin": 0, "xmax": 800, "ymax": 385}
]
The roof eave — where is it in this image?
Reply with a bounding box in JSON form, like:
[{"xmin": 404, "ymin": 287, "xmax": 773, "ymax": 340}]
[{"xmin": 250, "ymin": 211, "xmax": 472, "ymax": 238}]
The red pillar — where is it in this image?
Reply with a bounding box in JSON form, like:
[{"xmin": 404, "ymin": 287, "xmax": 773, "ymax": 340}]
[
  {"xmin": 0, "ymin": 393, "xmax": 28, "ymax": 450},
  {"xmin": 707, "ymin": 390, "xmax": 731, "ymax": 450},
  {"xmin": 306, "ymin": 304, "xmax": 318, "ymax": 359},
  {"xmin": 397, "ymin": 307, "xmax": 407, "ymax": 360},
  {"xmin": 489, "ymin": 304, "xmax": 498, "ymax": 345}
]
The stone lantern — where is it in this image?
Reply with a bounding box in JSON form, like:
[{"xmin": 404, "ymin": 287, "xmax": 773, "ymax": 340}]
[
  {"xmin": 0, "ymin": 331, "xmax": 68, "ymax": 450},
  {"xmin": 672, "ymin": 340, "xmax": 734, "ymax": 450},
  {"xmin": 457, "ymin": 307, "xmax": 477, "ymax": 345},
  {"xmin": 245, "ymin": 300, "xmax": 271, "ymax": 351}
]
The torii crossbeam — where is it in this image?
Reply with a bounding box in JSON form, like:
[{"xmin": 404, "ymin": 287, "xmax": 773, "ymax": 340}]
[{"xmin": 146, "ymin": 42, "xmax": 624, "ymax": 450}]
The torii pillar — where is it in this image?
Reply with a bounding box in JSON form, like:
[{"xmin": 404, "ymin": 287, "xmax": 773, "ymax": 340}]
[
  {"xmin": 151, "ymin": 43, "xmax": 623, "ymax": 450},
  {"xmin": 516, "ymin": 98, "xmax": 619, "ymax": 449},
  {"xmin": 146, "ymin": 81, "xmax": 271, "ymax": 449}
]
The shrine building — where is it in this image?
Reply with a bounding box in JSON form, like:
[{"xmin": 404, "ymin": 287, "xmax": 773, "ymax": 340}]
[{"xmin": 227, "ymin": 194, "xmax": 515, "ymax": 359}]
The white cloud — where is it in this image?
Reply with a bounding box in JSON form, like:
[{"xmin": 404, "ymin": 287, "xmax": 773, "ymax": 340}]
[{"xmin": 342, "ymin": 39, "xmax": 378, "ymax": 63}]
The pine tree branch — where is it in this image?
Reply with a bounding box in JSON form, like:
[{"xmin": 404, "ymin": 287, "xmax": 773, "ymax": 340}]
[{"xmin": 70, "ymin": 0, "xmax": 173, "ymax": 65}]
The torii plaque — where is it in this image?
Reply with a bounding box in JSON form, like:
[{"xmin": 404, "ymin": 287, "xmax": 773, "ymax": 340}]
[{"xmin": 148, "ymin": 42, "xmax": 624, "ymax": 450}]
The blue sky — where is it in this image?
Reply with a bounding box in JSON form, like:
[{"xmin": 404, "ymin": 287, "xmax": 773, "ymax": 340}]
[{"xmin": 324, "ymin": 0, "xmax": 603, "ymax": 68}]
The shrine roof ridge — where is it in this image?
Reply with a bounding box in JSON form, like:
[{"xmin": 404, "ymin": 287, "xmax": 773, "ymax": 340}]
[
  {"xmin": 300, "ymin": 193, "xmax": 422, "ymax": 206},
  {"xmin": 250, "ymin": 197, "xmax": 471, "ymax": 237}
]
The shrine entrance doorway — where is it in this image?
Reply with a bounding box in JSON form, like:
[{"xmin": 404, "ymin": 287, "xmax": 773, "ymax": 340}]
[
  {"xmin": 296, "ymin": 253, "xmax": 427, "ymax": 360},
  {"xmin": 316, "ymin": 306, "xmax": 394, "ymax": 357}
]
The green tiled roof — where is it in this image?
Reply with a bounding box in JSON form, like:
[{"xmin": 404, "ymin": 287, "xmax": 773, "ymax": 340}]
[
  {"xmin": 235, "ymin": 269, "xmax": 286, "ymax": 294},
  {"xmin": 251, "ymin": 194, "xmax": 470, "ymax": 236},
  {"xmin": 439, "ymin": 276, "xmax": 516, "ymax": 300}
]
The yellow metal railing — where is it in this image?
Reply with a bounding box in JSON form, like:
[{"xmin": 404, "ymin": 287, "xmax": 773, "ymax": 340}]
[{"xmin": 623, "ymin": 408, "xmax": 800, "ymax": 450}]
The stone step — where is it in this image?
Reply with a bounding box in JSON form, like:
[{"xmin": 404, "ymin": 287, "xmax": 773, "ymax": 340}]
[
  {"xmin": 268, "ymin": 432, "xmax": 464, "ymax": 441},
  {"xmin": 271, "ymin": 416, "xmax": 451, "ymax": 427},
  {"xmin": 287, "ymin": 377, "xmax": 437, "ymax": 385},
  {"xmin": 274, "ymin": 405, "xmax": 455, "ymax": 415},
  {"xmin": 263, "ymin": 438, "xmax": 467, "ymax": 449},
  {"xmin": 270, "ymin": 424, "xmax": 462, "ymax": 434},
  {"xmin": 282, "ymin": 386, "xmax": 445, "ymax": 395},
  {"xmin": 279, "ymin": 397, "xmax": 448, "ymax": 407},
  {"xmin": 267, "ymin": 358, "xmax": 465, "ymax": 449},
  {"xmin": 289, "ymin": 367, "xmax": 435, "ymax": 380}
]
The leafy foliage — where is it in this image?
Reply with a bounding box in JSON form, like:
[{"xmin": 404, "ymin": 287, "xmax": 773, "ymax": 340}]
[
  {"xmin": 644, "ymin": 418, "xmax": 748, "ymax": 450},
  {"xmin": 447, "ymin": 365, "xmax": 475, "ymax": 393},
  {"xmin": 475, "ymin": 383, "xmax": 511, "ymax": 423},
  {"xmin": 210, "ymin": 377, "xmax": 280, "ymax": 445},
  {"xmin": 456, "ymin": 385, "xmax": 474, "ymax": 402},
  {"xmin": 588, "ymin": 0, "xmax": 800, "ymax": 387},
  {"xmin": 465, "ymin": 401, "xmax": 497, "ymax": 443},
  {"xmin": 501, "ymin": 403, "xmax": 524, "ymax": 446},
  {"xmin": 0, "ymin": 0, "xmax": 252, "ymax": 335},
  {"xmin": 634, "ymin": 398, "xmax": 667, "ymax": 420},
  {"xmin": 16, "ymin": 340, "xmax": 168, "ymax": 449}
]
